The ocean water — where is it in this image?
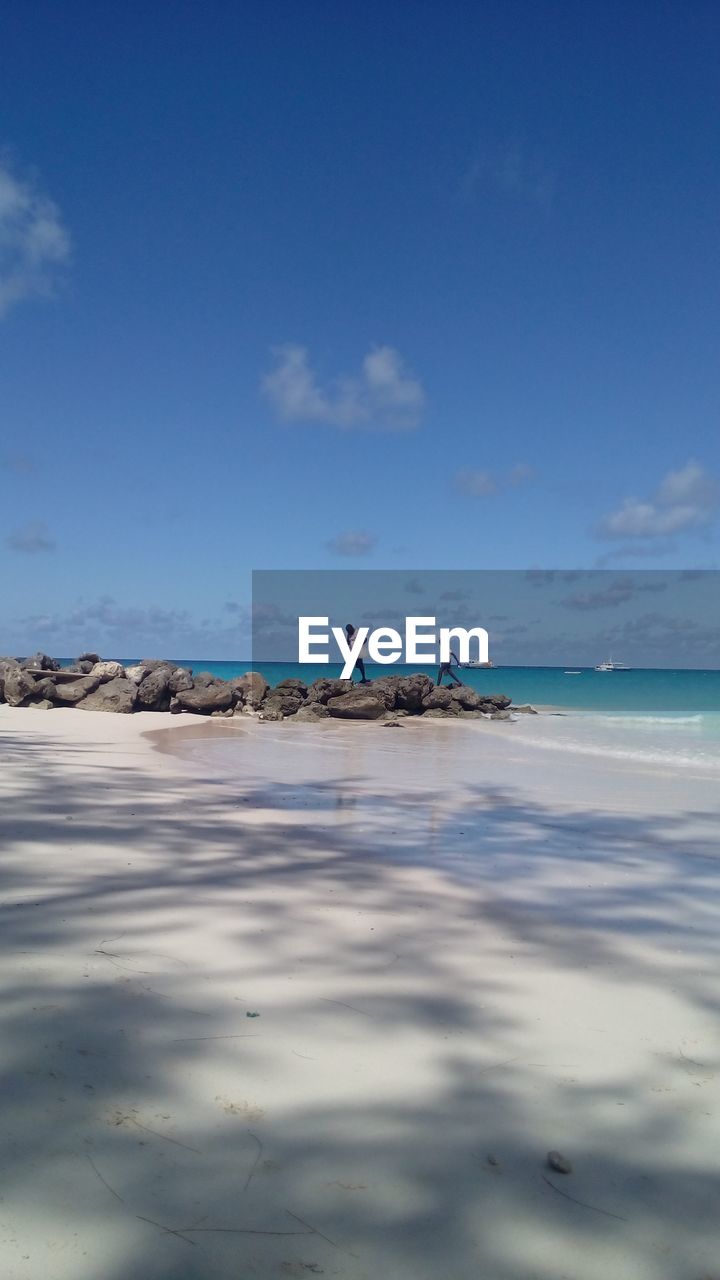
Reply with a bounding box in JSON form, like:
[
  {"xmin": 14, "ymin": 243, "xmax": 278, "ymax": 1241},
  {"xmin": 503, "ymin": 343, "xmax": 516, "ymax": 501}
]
[{"xmin": 76, "ymin": 660, "xmax": 720, "ymax": 775}]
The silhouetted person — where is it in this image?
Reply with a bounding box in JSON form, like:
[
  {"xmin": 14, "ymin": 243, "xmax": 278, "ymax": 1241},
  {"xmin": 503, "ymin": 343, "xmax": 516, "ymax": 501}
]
[
  {"xmin": 437, "ymin": 649, "xmax": 462, "ymax": 687},
  {"xmin": 345, "ymin": 623, "xmax": 369, "ymax": 683}
]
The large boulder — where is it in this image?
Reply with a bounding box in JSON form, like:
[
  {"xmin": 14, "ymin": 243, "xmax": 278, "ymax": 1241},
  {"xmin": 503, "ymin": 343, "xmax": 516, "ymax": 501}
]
[
  {"xmin": 175, "ymin": 683, "xmax": 233, "ymax": 714},
  {"xmin": 52, "ymin": 674, "xmax": 103, "ymax": 704},
  {"xmin": 363, "ymin": 678, "xmax": 399, "ymax": 710},
  {"xmin": 479, "ymin": 693, "xmax": 512, "ymax": 710},
  {"xmin": 78, "ymin": 652, "xmax": 101, "ymax": 665},
  {"xmin": 293, "ymin": 701, "xmax": 330, "ymax": 721},
  {"xmin": 137, "ymin": 666, "xmax": 173, "ymax": 710},
  {"xmin": 0, "ymin": 658, "xmax": 20, "ymax": 702},
  {"xmin": 168, "ymin": 666, "xmax": 194, "ymax": 693},
  {"xmin": 273, "ymin": 677, "xmax": 308, "ymax": 696},
  {"xmin": 307, "ymin": 677, "xmax": 355, "ymax": 704},
  {"xmin": 395, "ymin": 673, "xmax": 434, "ymax": 713},
  {"xmin": 78, "ymin": 677, "xmax": 138, "ymax": 714},
  {"xmin": 2, "ymin": 666, "xmax": 36, "ymax": 706},
  {"xmin": 449, "ymin": 685, "xmax": 485, "ymax": 711},
  {"xmin": 21, "ymin": 651, "xmax": 60, "ymax": 672},
  {"xmin": 327, "ymin": 690, "xmax": 386, "ymax": 720},
  {"xmin": 124, "ymin": 664, "xmax": 150, "ymax": 685},
  {"xmin": 261, "ymin": 688, "xmax": 306, "ymax": 718},
  {"xmin": 422, "ymin": 686, "xmax": 455, "ymax": 711},
  {"xmin": 27, "ymin": 676, "xmax": 57, "ymax": 703},
  {"xmin": 230, "ymin": 671, "xmax": 269, "ymax": 707},
  {"xmin": 91, "ymin": 660, "xmax": 126, "ymax": 683}
]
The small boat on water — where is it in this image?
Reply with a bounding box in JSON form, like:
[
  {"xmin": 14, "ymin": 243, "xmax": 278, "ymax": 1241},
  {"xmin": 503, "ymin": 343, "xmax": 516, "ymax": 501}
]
[
  {"xmin": 564, "ymin": 670, "xmax": 583, "ymax": 675},
  {"xmin": 595, "ymin": 658, "xmax": 631, "ymax": 672},
  {"xmin": 462, "ymin": 660, "xmax": 494, "ymax": 668}
]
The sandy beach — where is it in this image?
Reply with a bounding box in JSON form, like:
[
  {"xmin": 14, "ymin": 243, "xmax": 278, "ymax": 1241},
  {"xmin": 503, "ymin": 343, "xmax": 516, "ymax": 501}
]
[{"xmin": 1, "ymin": 705, "xmax": 719, "ymax": 1280}]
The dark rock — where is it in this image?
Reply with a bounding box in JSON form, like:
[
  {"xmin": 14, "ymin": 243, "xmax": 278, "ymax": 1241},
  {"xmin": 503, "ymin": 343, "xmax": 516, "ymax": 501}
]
[
  {"xmin": 65, "ymin": 661, "xmax": 93, "ymax": 674},
  {"xmin": 2, "ymin": 667, "xmax": 36, "ymax": 705},
  {"xmin": 274, "ymin": 677, "xmax": 308, "ymax": 696},
  {"xmin": 395, "ymin": 673, "xmax": 434, "ymax": 713},
  {"xmin": 77, "ymin": 652, "xmax": 101, "ymax": 665},
  {"xmin": 230, "ymin": 671, "xmax": 269, "ymax": 706},
  {"xmin": 137, "ymin": 667, "xmax": 173, "ymax": 710},
  {"xmin": 327, "ymin": 691, "xmax": 386, "ymax": 720},
  {"xmin": 514, "ymin": 704, "xmax": 537, "ymax": 714},
  {"xmin": 363, "ymin": 678, "xmax": 398, "ymax": 710},
  {"xmin": 490, "ymin": 709, "xmax": 513, "ymax": 720},
  {"xmin": 53, "ymin": 674, "xmax": 103, "ymax": 704},
  {"xmin": 169, "ymin": 697, "xmax": 183, "ymax": 714},
  {"xmin": 192, "ymin": 671, "xmax": 218, "ymax": 688},
  {"xmin": 547, "ymin": 1151, "xmax": 573, "ymax": 1175},
  {"xmin": 307, "ymin": 677, "xmax": 355, "ymax": 704},
  {"xmin": 28, "ymin": 677, "xmax": 57, "ymax": 702},
  {"xmin": 78, "ymin": 677, "xmax": 138, "ymax": 714},
  {"xmin": 0, "ymin": 658, "xmax": 21, "ymax": 702},
  {"xmin": 262, "ymin": 692, "xmax": 305, "ymax": 718},
  {"xmin": 21, "ymin": 651, "xmax": 60, "ymax": 672},
  {"xmin": 28, "ymin": 699, "xmax": 54, "ymax": 710},
  {"xmin": 422, "ymin": 707, "xmax": 454, "ymax": 718},
  {"xmin": 293, "ymin": 701, "xmax": 330, "ymax": 721},
  {"xmin": 422, "ymin": 686, "xmax": 455, "ymax": 711},
  {"xmin": 168, "ymin": 667, "xmax": 194, "ymax": 694},
  {"xmin": 259, "ymin": 706, "xmax": 283, "ymax": 722},
  {"xmin": 449, "ymin": 685, "xmax": 485, "ymax": 711},
  {"xmin": 175, "ymin": 683, "xmax": 233, "ymax": 714},
  {"xmin": 480, "ymin": 693, "xmax": 512, "ymax": 710}
]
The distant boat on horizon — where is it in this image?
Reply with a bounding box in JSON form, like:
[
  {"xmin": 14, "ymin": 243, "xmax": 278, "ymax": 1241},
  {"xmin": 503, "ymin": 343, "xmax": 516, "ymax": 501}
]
[
  {"xmin": 595, "ymin": 658, "xmax": 632, "ymax": 672},
  {"xmin": 462, "ymin": 659, "xmax": 495, "ymax": 668}
]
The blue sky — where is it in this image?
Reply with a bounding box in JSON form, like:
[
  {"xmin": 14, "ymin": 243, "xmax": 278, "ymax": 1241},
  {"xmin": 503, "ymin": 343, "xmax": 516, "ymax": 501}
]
[{"xmin": 1, "ymin": 0, "xmax": 719, "ymax": 657}]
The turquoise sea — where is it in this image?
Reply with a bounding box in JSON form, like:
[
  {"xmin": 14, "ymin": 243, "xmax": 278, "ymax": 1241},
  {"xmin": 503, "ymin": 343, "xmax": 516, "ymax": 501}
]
[
  {"xmin": 66, "ymin": 660, "xmax": 720, "ymax": 774},
  {"xmin": 103, "ymin": 660, "xmax": 720, "ymax": 715}
]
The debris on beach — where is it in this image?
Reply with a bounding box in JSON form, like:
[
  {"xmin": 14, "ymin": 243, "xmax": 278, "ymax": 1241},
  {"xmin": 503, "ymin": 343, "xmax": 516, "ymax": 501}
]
[
  {"xmin": 246, "ymin": 1010, "xmax": 260, "ymax": 1018},
  {"xmin": 547, "ymin": 1150, "xmax": 573, "ymax": 1174}
]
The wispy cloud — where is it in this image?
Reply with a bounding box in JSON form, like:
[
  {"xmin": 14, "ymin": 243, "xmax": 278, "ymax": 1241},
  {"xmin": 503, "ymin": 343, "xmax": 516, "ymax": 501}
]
[
  {"xmin": 326, "ymin": 530, "xmax": 377, "ymax": 557},
  {"xmin": 5, "ymin": 521, "xmax": 56, "ymax": 553},
  {"xmin": 0, "ymin": 451, "xmax": 36, "ymax": 474},
  {"xmin": 560, "ymin": 578, "xmax": 667, "ymax": 612},
  {"xmin": 460, "ymin": 141, "xmax": 556, "ymax": 211},
  {"xmin": 455, "ymin": 463, "xmax": 534, "ymax": 497},
  {"xmin": 262, "ymin": 345, "xmax": 425, "ymax": 430},
  {"xmin": 0, "ymin": 157, "xmax": 71, "ymax": 318},
  {"xmin": 596, "ymin": 462, "xmax": 719, "ymax": 540}
]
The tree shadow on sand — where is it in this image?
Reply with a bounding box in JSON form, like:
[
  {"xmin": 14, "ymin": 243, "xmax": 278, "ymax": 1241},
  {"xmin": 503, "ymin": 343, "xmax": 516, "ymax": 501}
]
[{"xmin": 1, "ymin": 723, "xmax": 720, "ymax": 1279}]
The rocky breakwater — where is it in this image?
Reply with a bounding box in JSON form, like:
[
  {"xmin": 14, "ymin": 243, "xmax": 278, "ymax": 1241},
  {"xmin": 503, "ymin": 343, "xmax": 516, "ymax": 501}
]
[{"xmin": 0, "ymin": 653, "xmax": 534, "ymax": 721}]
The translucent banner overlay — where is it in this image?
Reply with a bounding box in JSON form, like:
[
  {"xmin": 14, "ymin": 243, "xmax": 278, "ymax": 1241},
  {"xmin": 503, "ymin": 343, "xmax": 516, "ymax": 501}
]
[{"xmin": 251, "ymin": 570, "xmax": 720, "ymax": 670}]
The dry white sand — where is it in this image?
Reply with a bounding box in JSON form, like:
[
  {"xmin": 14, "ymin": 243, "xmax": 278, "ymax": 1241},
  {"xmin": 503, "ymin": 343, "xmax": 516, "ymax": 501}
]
[{"xmin": 1, "ymin": 704, "xmax": 719, "ymax": 1280}]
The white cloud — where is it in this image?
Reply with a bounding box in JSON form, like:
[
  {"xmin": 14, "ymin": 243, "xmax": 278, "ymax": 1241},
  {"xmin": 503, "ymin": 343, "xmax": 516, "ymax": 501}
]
[
  {"xmin": 262, "ymin": 344, "xmax": 425, "ymax": 429},
  {"xmin": 455, "ymin": 469, "xmax": 496, "ymax": 497},
  {"xmin": 597, "ymin": 462, "xmax": 720, "ymax": 540},
  {"xmin": 0, "ymin": 158, "xmax": 70, "ymax": 317},
  {"xmin": 455, "ymin": 462, "xmax": 534, "ymax": 497},
  {"xmin": 326, "ymin": 530, "xmax": 377, "ymax": 557},
  {"xmin": 5, "ymin": 521, "xmax": 56, "ymax": 553}
]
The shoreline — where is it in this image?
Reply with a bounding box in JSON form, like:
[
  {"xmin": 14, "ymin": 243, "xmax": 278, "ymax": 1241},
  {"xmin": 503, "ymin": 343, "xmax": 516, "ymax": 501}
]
[{"xmin": 2, "ymin": 707, "xmax": 720, "ymax": 1278}]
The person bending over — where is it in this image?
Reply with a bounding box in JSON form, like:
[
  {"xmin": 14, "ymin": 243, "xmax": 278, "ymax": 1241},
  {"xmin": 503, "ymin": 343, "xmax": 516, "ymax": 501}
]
[{"xmin": 437, "ymin": 649, "xmax": 462, "ymax": 687}]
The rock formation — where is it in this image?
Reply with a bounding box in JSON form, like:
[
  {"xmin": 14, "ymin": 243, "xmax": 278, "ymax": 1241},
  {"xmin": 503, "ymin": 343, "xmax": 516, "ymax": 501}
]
[{"xmin": 0, "ymin": 653, "xmax": 527, "ymax": 721}]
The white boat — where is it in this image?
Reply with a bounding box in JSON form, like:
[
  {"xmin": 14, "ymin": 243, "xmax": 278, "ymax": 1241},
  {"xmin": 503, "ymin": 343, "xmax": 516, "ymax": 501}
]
[
  {"xmin": 595, "ymin": 658, "xmax": 631, "ymax": 672},
  {"xmin": 462, "ymin": 660, "xmax": 494, "ymax": 668}
]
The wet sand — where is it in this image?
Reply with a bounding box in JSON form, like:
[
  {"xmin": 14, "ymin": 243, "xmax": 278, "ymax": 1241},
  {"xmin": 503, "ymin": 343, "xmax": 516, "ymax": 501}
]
[{"xmin": 1, "ymin": 704, "xmax": 720, "ymax": 1280}]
